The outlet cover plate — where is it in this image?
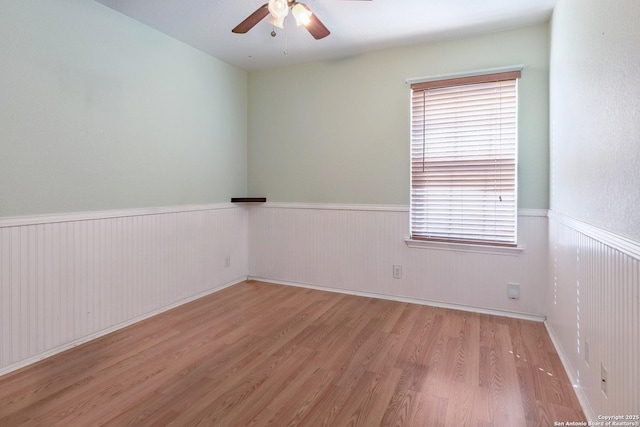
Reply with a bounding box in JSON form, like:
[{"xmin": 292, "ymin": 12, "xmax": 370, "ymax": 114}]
[
  {"xmin": 601, "ymin": 362, "xmax": 608, "ymax": 396},
  {"xmin": 393, "ymin": 265, "xmax": 402, "ymax": 279},
  {"xmin": 507, "ymin": 283, "xmax": 520, "ymax": 299},
  {"xmin": 584, "ymin": 338, "xmax": 589, "ymax": 365}
]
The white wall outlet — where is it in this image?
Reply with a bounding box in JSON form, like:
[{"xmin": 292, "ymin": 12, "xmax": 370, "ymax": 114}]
[
  {"xmin": 601, "ymin": 362, "xmax": 608, "ymax": 397},
  {"xmin": 225, "ymin": 255, "xmax": 231, "ymax": 268},
  {"xmin": 507, "ymin": 283, "xmax": 520, "ymax": 299},
  {"xmin": 584, "ymin": 338, "xmax": 590, "ymax": 365},
  {"xmin": 393, "ymin": 265, "xmax": 402, "ymax": 279}
]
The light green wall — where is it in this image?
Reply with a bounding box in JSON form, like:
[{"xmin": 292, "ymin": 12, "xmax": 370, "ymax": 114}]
[
  {"xmin": 248, "ymin": 24, "xmax": 550, "ymax": 208},
  {"xmin": 1, "ymin": 4, "xmax": 550, "ymax": 215},
  {"xmin": 0, "ymin": 0, "xmax": 247, "ymax": 217},
  {"xmin": 550, "ymin": 0, "xmax": 640, "ymax": 241}
]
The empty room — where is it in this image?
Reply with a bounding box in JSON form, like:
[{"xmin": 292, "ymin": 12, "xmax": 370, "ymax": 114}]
[{"xmin": 1, "ymin": 0, "xmax": 638, "ymax": 425}]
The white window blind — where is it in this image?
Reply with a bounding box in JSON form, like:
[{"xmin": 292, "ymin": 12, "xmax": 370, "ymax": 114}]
[{"xmin": 410, "ymin": 71, "xmax": 520, "ymax": 246}]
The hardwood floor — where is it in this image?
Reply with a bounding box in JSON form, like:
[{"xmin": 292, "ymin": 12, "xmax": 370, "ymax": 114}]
[{"xmin": 0, "ymin": 280, "xmax": 585, "ymax": 426}]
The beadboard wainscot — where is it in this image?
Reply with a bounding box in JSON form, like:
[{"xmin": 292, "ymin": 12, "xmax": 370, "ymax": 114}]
[
  {"xmin": 0, "ymin": 203, "xmax": 248, "ymax": 375},
  {"xmin": 546, "ymin": 211, "xmax": 640, "ymax": 422},
  {"xmin": 249, "ymin": 203, "xmax": 549, "ymax": 320}
]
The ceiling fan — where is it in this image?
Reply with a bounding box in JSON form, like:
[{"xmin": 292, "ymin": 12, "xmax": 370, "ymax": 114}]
[{"xmin": 232, "ymin": 0, "xmax": 371, "ymax": 40}]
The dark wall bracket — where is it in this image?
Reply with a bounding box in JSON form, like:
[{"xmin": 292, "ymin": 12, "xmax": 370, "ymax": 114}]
[{"xmin": 231, "ymin": 197, "xmax": 267, "ymax": 203}]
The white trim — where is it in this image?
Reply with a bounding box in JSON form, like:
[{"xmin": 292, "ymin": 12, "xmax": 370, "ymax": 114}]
[
  {"xmin": 406, "ymin": 64, "xmax": 525, "ymax": 85},
  {"xmin": 404, "ymin": 238, "xmax": 524, "ymax": 256},
  {"xmin": 544, "ymin": 321, "xmax": 596, "ymax": 423},
  {"xmin": 0, "ymin": 202, "xmax": 239, "ymax": 228},
  {"xmin": 248, "ymin": 202, "xmax": 547, "ymax": 216},
  {"xmin": 251, "ymin": 202, "xmax": 409, "ymax": 212},
  {"xmin": 0, "ymin": 276, "xmax": 247, "ymax": 378},
  {"xmin": 250, "ymin": 276, "xmax": 546, "ymax": 323},
  {"xmin": 549, "ymin": 210, "xmax": 640, "ymax": 261},
  {"xmin": 518, "ymin": 208, "xmax": 549, "ymax": 217},
  {"xmin": 0, "ymin": 203, "xmax": 549, "ymax": 228},
  {"xmin": 403, "ymin": 209, "xmax": 546, "ymax": 255}
]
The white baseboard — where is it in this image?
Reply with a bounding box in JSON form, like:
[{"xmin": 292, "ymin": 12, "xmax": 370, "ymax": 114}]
[
  {"xmin": 544, "ymin": 320, "xmax": 595, "ymax": 422},
  {"xmin": 249, "ymin": 276, "xmax": 546, "ymax": 322}
]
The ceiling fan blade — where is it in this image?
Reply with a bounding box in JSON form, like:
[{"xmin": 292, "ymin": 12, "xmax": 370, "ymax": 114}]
[
  {"xmin": 232, "ymin": 3, "xmax": 270, "ymax": 34},
  {"xmin": 305, "ymin": 9, "xmax": 330, "ymax": 40}
]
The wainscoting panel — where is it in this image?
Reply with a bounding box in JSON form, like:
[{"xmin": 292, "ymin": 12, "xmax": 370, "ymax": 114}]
[
  {"xmin": 546, "ymin": 212, "xmax": 639, "ymax": 420},
  {"xmin": 0, "ymin": 204, "xmax": 248, "ymax": 374},
  {"xmin": 249, "ymin": 203, "xmax": 548, "ymax": 318}
]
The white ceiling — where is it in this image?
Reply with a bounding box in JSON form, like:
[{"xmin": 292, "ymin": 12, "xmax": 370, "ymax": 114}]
[{"xmin": 94, "ymin": 0, "xmax": 555, "ymax": 71}]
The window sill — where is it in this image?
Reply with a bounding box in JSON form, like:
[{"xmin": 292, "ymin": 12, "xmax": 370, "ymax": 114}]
[{"xmin": 404, "ymin": 238, "xmax": 524, "ymax": 256}]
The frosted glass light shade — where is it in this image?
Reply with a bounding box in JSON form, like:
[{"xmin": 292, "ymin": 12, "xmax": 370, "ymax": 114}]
[
  {"xmin": 292, "ymin": 4, "xmax": 312, "ymax": 26},
  {"xmin": 268, "ymin": 0, "xmax": 289, "ymax": 29},
  {"xmin": 268, "ymin": 0, "xmax": 288, "ymax": 18}
]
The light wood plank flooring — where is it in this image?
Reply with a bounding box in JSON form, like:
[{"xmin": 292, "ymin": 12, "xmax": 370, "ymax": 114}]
[{"xmin": 0, "ymin": 280, "xmax": 586, "ymax": 426}]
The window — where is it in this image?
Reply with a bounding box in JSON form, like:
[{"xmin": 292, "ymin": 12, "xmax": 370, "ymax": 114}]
[{"xmin": 410, "ymin": 70, "xmax": 520, "ymax": 246}]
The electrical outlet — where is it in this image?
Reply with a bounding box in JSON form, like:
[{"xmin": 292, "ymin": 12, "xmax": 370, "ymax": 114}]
[
  {"xmin": 393, "ymin": 265, "xmax": 402, "ymax": 279},
  {"xmin": 507, "ymin": 283, "xmax": 520, "ymax": 299},
  {"xmin": 225, "ymin": 255, "xmax": 231, "ymax": 268},
  {"xmin": 601, "ymin": 362, "xmax": 608, "ymax": 397},
  {"xmin": 584, "ymin": 338, "xmax": 589, "ymax": 365}
]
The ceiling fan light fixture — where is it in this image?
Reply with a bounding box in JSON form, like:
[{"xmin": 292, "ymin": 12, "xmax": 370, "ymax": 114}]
[
  {"xmin": 292, "ymin": 3, "xmax": 313, "ymax": 27},
  {"xmin": 268, "ymin": 0, "xmax": 289, "ymax": 29},
  {"xmin": 268, "ymin": 14, "xmax": 286, "ymax": 29},
  {"xmin": 232, "ymin": 0, "xmax": 338, "ymax": 40},
  {"xmin": 268, "ymin": 0, "xmax": 288, "ymax": 17}
]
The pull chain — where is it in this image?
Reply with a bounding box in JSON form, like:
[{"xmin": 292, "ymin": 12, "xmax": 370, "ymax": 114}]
[{"xmin": 283, "ymin": 18, "xmax": 288, "ymax": 56}]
